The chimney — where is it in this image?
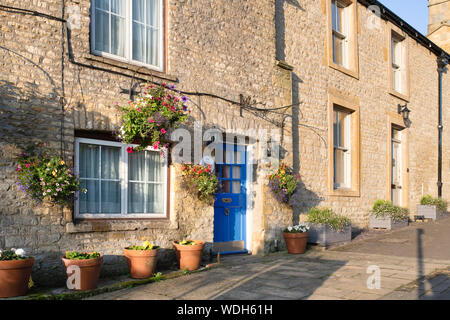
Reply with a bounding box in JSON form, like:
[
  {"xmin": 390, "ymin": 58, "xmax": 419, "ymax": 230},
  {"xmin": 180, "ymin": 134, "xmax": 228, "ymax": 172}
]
[{"xmin": 428, "ymin": 0, "xmax": 450, "ymax": 52}]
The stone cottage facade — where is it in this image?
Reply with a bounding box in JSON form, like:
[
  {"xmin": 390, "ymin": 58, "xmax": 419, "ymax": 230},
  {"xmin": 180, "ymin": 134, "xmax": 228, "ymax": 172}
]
[{"xmin": 0, "ymin": 0, "xmax": 448, "ymax": 285}]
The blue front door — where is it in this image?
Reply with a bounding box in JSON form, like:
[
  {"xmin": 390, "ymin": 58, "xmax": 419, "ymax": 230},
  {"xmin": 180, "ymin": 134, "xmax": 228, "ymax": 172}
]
[{"xmin": 213, "ymin": 144, "xmax": 247, "ymax": 253}]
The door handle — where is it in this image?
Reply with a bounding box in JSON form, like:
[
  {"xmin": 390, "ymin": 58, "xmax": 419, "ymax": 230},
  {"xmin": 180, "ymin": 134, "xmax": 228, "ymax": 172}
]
[
  {"xmin": 224, "ymin": 208, "xmax": 230, "ymax": 216},
  {"xmin": 222, "ymin": 198, "xmax": 232, "ymax": 203}
]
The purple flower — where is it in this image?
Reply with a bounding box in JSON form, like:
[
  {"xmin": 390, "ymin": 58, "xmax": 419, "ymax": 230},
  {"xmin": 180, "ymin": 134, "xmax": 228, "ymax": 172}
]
[
  {"xmin": 181, "ymin": 96, "xmax": 188, "ymax": 103},
  {"xmin": 170, "ymin": 85, "xmax": 175, "ymax": 90}
]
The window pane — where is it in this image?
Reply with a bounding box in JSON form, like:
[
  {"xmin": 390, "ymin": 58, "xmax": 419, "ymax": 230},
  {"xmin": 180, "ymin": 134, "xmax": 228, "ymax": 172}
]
[
  {"xmin": 79, "ymin": 144, "xmax": 99, "ymax": 178},
  {"xmin": 128, "ymin": 182, "xmax": 145, "ymax": 213},
  {"xmin": 111, "ymin": 0, "xmax": 125, "ymax": 15},
  {"xmin": 222, "ymin": 166, "xmax": 231, "ymax": 178},
  {"xmin": 101, "ymin": 146, "xmax": 120, "ymax": 179},
  {"xmin": 232, "ymin": 181, "xmax": 240, "ymax": 194},
  {"xmin": 132, "ymin": 22, "xmax": 146, "ymax": 62},
  {"xmin": 101, "ymin": 181, "xmax": 121, "ymax": 213},
  {"xmin": 334, "ymin": 149, "xmax": 345, "ymax": 187},
  {"xmin": 148, "ymin": 0, "xmax": 161, "ymax": 27},
  {"xmin": 333, "ymin": 34, "xmax": 344, "ymax": 65},
  {"xmin": 133, "ymin": 0, "xmax": 145, "ymax": 23},
  {"xmin": 96, "ymin": 0, "xmax": 109, "ymax": 10},
  {"xmin": 332, "ymin": 1, "xmax": 337, "ymax": 31},
  {"xmin": 79, "ymin": 180, "xmax": 100, "ymax": 213},
  {"xmin": 147, "ymin": 151, "xmax": 162, "ymax": 182},
  {"xmin": 232, "ymin": 166, "xmax": 241, "ymax": 179},
  {"xmin": 129, "ymin": 151, "xmax": 145, "ymax": 181},
  {"xmin": 148, "ymin": 183, "xmax": 163, "ymax": 213},
  {"xmin": 111, "ymin": 15, "xmax": 126, "ymax": 57},
  {"xmin": 222, "ymin": 181, "xmax": 231, "ymax": 193},
  {"xmin": 95, "ymin": 9, "xmax": 109, "ymax": 53},
  {"xmin": 146, "ymin": 28, "xmax": 159, "ymax": 66}
]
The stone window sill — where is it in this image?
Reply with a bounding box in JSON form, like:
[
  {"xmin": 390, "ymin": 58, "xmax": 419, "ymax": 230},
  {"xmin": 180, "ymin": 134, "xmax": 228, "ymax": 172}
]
[
  {"xmin": 83, "ymin": 53, "xmax": 178, "ymax": 83},
  {"xmin": 389, "ymin": 89, "xmax": 410, "ymax": 102},
  {"xmin": 66, "ymin": 219, "xmax": 178, "ymax": 234}
]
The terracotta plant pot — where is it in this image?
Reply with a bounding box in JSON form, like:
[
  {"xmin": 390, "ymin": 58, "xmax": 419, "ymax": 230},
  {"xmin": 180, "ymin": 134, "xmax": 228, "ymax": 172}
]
[
  {"xmin": 173, "ymin": 240, "xmax": 205, "ymax": 271},
  {"xmin": 0, "ymin": 257, "xmax": 34, "ymax": 298},
  {"xmin": 62, "ymin": 255, "xmax": 103, "ymax": 291},
  {"xmin": 124, "ymin": 248, "xmax": 159, "ymax": 279},
  {"xmin": 283, "ymin": 232, "xmax": 309, "ymax": 254}
]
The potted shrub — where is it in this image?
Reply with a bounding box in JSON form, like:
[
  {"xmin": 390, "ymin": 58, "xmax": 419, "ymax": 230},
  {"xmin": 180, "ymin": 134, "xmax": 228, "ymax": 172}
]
[
  {"xmin": 369, "ymin": 200, "xmax": 409, "ymax": 230},
  {"xmin": 172, "ymin": 240, "xmax": 205, "ymax": 271},
  {"xmin": 124, "ymin": 241, "xmax": 159, "ymax": 279},
  {"xmin": 0, "ymin": 248, "xmax": 34, "ymax": 298},
  {"xmin": 62, "ymin": 251, "xmax": 103, "ymax": 291},
  {"xmin": 417, "ymin": 195, "xmax": 448, "ymax": 221},
  {"xmin": 306, "ymin": 207, "xmax": 352, "ymax": 246},
  {"xmin": 283, "ymin": 224, "xmax": 310, "ymax": 254}
]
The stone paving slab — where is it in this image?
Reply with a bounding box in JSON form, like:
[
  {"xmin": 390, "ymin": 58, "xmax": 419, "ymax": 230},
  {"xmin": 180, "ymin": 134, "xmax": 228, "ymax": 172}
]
[{"xmin": 87, "ymin": 250, "xmax": 450, "ymax": 300}]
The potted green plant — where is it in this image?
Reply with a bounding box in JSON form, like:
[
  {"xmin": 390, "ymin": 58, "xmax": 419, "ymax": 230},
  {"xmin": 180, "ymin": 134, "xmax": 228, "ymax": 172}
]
[
  {"xmin": 370, "ymin": 200, "xmax": 409, "ymax": 230},
  {"xmin": 124, "ymin": 241, "xmax": 160, "ymax": 279},
  {"xmin": 0, "ymin": 248, "xmax": 34, "ymax": 298},
  {"xmin": 172, "ymin": 240, "xmax": 205, "ymax": 271},
  {"xmin": 62, "ymin": 251, "xmax": 103, "ymax": 291},
  {"xmin": 417, "ymin": 195, "xmax": 448, "ymax": 221},
  {"xmin": 283, "ymin": 224, "xmax": 310, "ymax": 254},
  {"xmin": 306, "ymin": 207, "xmax": 352, "ymax": 247}
]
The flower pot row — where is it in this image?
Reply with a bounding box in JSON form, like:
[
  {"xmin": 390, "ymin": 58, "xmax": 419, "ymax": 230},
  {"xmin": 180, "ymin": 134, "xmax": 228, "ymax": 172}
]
[{"xmin": 0, "ymin": 240, "xmax": 205, "ymax": 298}]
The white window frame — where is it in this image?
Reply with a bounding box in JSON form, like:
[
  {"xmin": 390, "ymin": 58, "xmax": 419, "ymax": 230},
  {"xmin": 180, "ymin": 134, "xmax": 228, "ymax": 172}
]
[
  {"xmin": 74, "ymin": 137, "xmax": 168, "ymax": 219},
  {"xmin": 333, "ymin": 109, "xmax": 352, "ymax": 189},
  {"xmin": 331, "ymin": 0, "xmax": 349, "ymax": 68},
  {"xmin": 90, "ymin": 0, "xmax": 165, "ymax": 72}
]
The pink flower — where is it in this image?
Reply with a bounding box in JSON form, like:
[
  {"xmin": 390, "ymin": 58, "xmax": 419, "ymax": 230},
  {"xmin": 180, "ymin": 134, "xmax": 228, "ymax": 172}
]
[
  {"xmin": 148, "ymin": 118, "xmax": 154, "ymax": 123},
  {"xmin": 161, "ymin": 128, "xmax": 167, "ymax": 134},
  {"xmin": 127, "ymin": 147, "xmax": 134, "ymax": 154},
  {"xmin": 153, "ymin": 141, "xmax": 160, "ymax": 149},
  {"xmin": 137, "ymin": 108, "xmax": 141, "ymax": 112}
]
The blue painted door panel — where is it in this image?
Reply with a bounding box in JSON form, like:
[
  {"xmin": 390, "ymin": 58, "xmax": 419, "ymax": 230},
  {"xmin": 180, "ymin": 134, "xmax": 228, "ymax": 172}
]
[{"xmin": 213, "ymin": 144, "xmax": 246, "ymax": 250}]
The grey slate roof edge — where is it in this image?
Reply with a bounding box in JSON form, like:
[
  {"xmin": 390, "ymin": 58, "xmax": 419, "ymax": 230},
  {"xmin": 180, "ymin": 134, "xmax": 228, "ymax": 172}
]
[{"xmin": 358, "ymin": 0, "xmax": 450, "ymax": 59}]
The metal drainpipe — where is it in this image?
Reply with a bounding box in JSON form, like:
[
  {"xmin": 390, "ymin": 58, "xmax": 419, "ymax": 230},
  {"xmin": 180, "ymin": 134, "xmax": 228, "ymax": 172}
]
[{"xmin": 437, "ymin": 53, "xmax": 448, "ymax": 198}]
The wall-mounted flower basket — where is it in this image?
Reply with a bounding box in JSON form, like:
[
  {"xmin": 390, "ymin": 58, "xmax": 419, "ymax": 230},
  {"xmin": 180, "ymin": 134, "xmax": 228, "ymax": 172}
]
[
  {"xmin": 15, "ymin": 151, "xmax": 85, "ymax": 205},
  {"xmin": 181, "ymin": 163, "xmax": 219, "ymax": 204},
  {"xmin": 266, "ymin": 162, "xmax": 300, "ymax": 206},
  {"xmin": 116, "ymin": 83, "xmax": 189, "ymax": 153}
]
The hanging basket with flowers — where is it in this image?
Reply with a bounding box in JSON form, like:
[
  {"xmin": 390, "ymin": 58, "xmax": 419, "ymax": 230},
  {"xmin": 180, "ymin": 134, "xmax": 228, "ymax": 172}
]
[
  {"xmin": 266, "ymin": 162, "xmax": 300, "ymax": 206},
  {"xmin": 15, "ymin": 151, "xmax": 86, "ymax": 205},
  {"xmin": 116, "ymin": 83, "xmax": 189, "ymax": 153},
  {"xmin": 181, "ymin": 163, "xmax": 219, "ymax": 204}
]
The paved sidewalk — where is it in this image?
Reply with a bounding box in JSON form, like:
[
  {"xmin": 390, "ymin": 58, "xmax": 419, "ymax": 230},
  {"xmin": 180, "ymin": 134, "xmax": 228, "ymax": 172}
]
[
  {"xmin": 87, "ymin": 250, "xmax": 450, "ymax": 300},
  {"xmin": 86, "ymin": 216, "xmax": 450, "ymax": 300},
  {"xmin": 334, "ymin": 215, "xmax": 450, "ymax": 260}
]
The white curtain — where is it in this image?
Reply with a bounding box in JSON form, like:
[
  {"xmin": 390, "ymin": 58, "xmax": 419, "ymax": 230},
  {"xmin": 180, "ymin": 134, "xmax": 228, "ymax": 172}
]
[
  {"xmin": 79, "ymin": 144, "xmax": 121, "ymax": 214},
  {"xmin": 132, "ymin": 0, "xmax": 160, "ymax": 66},
  {"xmin": 79, "ymin": 144, "xmax": 100, "ymax": 214},
  {"xmin": 128, "ymin": 150, "xmax": 163, "ymax": 214},
  {"xmin": 101, "ymin": 146, "xmax": 121, "ymax": 213}
]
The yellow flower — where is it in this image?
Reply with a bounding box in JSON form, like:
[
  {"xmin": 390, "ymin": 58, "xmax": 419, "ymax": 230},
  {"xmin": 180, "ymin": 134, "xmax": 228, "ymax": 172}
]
[
  {"xmin": 59, "ymin": 159, "xmax": 65, "ymax": 165},
  {"xmin": 52, "ymin": 170, "xmax": 57, "ymax": 176},
  {"xmin": 142, "ymin": 240, "xmax": 153, "ymax": 250}
]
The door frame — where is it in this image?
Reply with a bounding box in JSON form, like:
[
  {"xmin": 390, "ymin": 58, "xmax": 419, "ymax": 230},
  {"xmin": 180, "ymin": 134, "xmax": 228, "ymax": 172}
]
[
  {"xmin": 386, "ymin": 111, "xmax": 409, "ymax": 207},
  {"xmin": 212, "ymin": 141, "xmax": 253, "ymax": 253}
]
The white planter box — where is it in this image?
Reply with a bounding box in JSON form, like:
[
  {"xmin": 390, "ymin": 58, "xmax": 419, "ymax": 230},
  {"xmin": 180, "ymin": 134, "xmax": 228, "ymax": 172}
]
[
  {"xmin": 417, "ymin": 205, "xmax": 445, "ymax": 221},
  {"xmin": 307, "ymin": 223, "xmax": 352, "ymax": 247},
  {"xmin": 369, "ymin": 214, "xmax": 409, "ymax": 230}
]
